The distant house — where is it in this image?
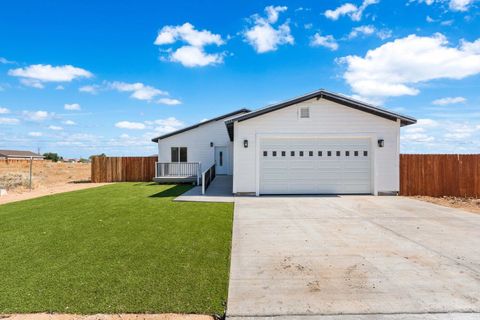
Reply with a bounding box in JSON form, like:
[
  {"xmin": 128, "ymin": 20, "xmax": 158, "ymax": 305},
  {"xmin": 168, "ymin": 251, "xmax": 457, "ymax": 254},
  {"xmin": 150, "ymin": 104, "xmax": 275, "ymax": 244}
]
[{"xmin": 0, "ymin": 150, "xmax": 44, "ymax": 160}]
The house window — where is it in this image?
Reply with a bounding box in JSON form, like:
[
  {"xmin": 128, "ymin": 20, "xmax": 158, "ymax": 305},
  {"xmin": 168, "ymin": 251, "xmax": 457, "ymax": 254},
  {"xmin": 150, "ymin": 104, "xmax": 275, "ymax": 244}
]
[
  {"xmin": 291, "ymin": 151, "xmax": 295, "ymax": 156},
  {"xmin": 346, "ymin": 151, "xmax": 350, "ymax": 156},
  {"xmin": 299, "ymin": 107, "xmax": 310, "ymax": 119},
  {"xmin": 354, "ymin": 151, "xmax": 359, "ymax": 156},
  {"xmin": 327, "ymin": 151, "xmax": 332, "ymax": 156},
  {"xmin": 309, "ymin": 151, "xmax": 313, "ymax": 156},
  {"xmin": 171, "ymin": 147, "xmax": 187, "ymax": 162},
  {"xmin": 263, "ymin": 151, "xmax": 268, "ymax": 157},
  {"xmin": 300, "ymin": 151, "xmax": 304, "ymax": 157},
  {"xmin": 318, "ymin": 151, "xmax": 322, "ymax": 157},
  {"xmin": 336, "ymin": 151, "xmax": 341, "ymax": 156},
  {"xmin": 281, "ymin": 151, "xmax": 286, "ymax": 157},
  {"xmin": 364, "ymin": 151, "xmax": 368, "ymax": 157},
  {"xmin": 273, "ymin": 151, "xmax": 277, "ymax": 157}
]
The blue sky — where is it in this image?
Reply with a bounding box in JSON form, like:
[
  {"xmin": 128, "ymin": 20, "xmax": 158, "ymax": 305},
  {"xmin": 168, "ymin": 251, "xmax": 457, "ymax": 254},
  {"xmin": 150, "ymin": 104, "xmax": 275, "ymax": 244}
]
[{"xmin": 0, "ymin": 0, "xmax": 479, "ymax": 158}]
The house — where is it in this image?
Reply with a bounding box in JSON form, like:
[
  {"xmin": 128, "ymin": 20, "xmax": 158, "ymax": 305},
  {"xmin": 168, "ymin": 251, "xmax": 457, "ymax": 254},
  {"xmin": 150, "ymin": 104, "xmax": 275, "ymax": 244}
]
[
  {"xmin": 0, "ymin": 150, "xmax": 44, "ymax": 160},
  {"xmin": 152, "ymin": 89, "xmax": 416, "ymax": 196}
]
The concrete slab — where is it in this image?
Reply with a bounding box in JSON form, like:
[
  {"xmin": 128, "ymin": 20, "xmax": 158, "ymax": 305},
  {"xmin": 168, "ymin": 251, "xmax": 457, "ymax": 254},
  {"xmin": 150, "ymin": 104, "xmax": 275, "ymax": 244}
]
[
  {"xmin": 174, "ymin": 175, "xmax": 234, "ymax": 203},
  {"xmin": 227, "ymin": 196, "xmax": 480, "ymax": 318},
  {"xmin": 228, "ymin": 313, "xmax": 479, "ymax": 320}
]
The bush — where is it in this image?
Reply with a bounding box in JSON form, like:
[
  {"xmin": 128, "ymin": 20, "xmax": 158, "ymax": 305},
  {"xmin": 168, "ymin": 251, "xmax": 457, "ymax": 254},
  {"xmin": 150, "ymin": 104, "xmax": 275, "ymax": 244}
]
[{"xmin": 0, "ymin": 173, "xmax": 31, "ymax": 190}]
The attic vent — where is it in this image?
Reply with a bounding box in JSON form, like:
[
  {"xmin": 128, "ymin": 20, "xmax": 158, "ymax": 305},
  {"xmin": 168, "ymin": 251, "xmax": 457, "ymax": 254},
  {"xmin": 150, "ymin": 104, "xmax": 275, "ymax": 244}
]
[{"xmin": 299, "ymin": 107, "xmax": 310, "ymax": 119}]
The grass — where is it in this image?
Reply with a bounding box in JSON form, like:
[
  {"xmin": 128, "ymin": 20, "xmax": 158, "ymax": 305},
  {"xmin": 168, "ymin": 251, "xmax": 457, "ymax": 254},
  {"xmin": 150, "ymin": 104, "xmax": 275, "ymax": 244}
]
[{"xmin": 0, "ymin": 183, "xmax": 233, "ymax": 315}]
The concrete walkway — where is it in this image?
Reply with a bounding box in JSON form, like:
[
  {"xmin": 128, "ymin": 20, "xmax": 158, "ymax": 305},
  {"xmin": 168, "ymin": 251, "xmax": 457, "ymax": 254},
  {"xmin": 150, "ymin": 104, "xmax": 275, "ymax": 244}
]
[
  {"xmin": 174, "ymin": 175, "xmax": 234, "ymax": 203},
  {"xmin": 227, "ymin": 196, "xmax": 480, "ymax": 319}
]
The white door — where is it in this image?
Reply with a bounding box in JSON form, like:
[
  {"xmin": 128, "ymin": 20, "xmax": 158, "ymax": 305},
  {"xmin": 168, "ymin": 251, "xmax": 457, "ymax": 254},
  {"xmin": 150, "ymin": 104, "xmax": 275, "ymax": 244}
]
[
  {"xmin": 215, "ymin": 146, "xmax": 228, "ymax": 175},
  {"xmin": 259, "ymin": 138, "xmax": 372, "ymax": 194}
]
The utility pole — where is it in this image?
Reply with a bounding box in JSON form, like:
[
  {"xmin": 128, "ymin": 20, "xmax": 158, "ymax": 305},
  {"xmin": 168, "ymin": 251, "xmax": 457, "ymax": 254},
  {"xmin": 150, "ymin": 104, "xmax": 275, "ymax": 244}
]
[{"xmin": 29, "ymin": 156, "xmax": 33, "ymax": 191}]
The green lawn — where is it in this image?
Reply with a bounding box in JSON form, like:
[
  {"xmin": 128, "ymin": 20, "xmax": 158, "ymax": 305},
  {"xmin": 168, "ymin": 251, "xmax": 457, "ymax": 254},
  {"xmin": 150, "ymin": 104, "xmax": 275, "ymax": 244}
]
[{"xmin": 0, "ymin": 183, "xmax": 233, "ymax": 315}]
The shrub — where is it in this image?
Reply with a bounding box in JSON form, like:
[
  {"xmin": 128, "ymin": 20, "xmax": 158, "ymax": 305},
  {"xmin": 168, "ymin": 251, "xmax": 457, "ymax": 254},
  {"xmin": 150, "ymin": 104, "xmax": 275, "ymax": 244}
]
[{"xmin": 0, "ymin": 173, "xmax": 31, "ymax": 190}]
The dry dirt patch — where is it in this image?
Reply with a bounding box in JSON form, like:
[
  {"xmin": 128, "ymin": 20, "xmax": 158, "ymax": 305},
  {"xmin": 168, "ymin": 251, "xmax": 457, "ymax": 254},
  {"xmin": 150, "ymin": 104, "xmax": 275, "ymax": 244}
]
[
  {"xmin": 1, "ymin": 314, "xmax": 213, "ymax": 320},
  {"xmin": 412, "ymin": 196, "xmax": 480, "ymax": 214}
]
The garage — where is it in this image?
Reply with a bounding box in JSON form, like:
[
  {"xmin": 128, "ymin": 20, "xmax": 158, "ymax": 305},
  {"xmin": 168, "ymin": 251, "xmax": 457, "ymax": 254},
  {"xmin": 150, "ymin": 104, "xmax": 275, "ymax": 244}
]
[{"xmin": 259, "ymin": 137, "xmax": 372, "ymax": 194}]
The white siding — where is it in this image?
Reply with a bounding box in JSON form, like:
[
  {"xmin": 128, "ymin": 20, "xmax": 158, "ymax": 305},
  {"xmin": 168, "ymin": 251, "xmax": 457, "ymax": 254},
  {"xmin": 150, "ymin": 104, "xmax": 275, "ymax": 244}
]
[
  {"xmin": 157, "ymin": 116, "xmax": 238, "ymax": 174},
  {"xmin": 233, "ymin": 98, "xmax": 400, "ymax": 195}
]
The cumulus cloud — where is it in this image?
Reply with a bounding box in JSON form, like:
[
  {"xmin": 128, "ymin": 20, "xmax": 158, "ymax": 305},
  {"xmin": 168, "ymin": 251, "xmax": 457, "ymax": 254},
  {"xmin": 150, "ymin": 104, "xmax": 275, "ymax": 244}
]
[
  {"xmin": 348, "ymin": 25, "xmax": 391, "ymax": 40},
  {"xmin": 325, "ymin": 0, "xmax": 379, "ymax": 21},
  {"xmin": 449, "ymin": 0, "xmax": 475, "ymax": 11},
  {"xmin": 0, "ymin": 107, "xmax": 10, "ymax": 114},
  {"xmin": 28, "ymin": 132, "xmax": 43, "ymax": 137},
  {"xmin": 338, "ymin": 34, "xmax": 480, "ymax": 99},
  {"xmin": 79, "ymin": 84, "xmax": 100, "ymax": 94},
  {"xmin": 147, "ymin": 117, "xmax": 185, "ymax": 135},
  {"xmin": 8, "ymin": 64, "xmax": 92, "ymax": 88},
  {"xmin": 115, "ymin": 121, "xmax": 146, "ymax": 130},
  {"xmin": 64, "ymin": 103, "xmax": 81, "ymax": 111},
  {"xmin": 154, "ymin": 22, "xmax": 225, "ymax": 67},
  {"xmin": 432, "ymin": 96, "xmax": 467, "ymax": 105},
  {"xmin": 22, "ymin": 110, "xmax": 52, "ymax": 121},
  {"xmin": 0, "ymin": 117, "xmax": 19, "ymax": 125},
  {"xmin": 310, "ymin": 34, "xmax": 339, "ymax": 51},
  {"xmin": 109, "ymin": 81, "xmax": 168, "ymax": 101},
  {"xmin": 63, "ymin": 120, "xmax": 76, "ymax": 125},
  {"xmin": 157, "ymin": 98, "xmax": 182, "ymax": 105},
  {"xmin": 243, "ymin": 6, "xmax": 294, "ymax": 53},
  {"xmin": 48, "ymin": 125, "xmax": 63, "ymax": 131}
]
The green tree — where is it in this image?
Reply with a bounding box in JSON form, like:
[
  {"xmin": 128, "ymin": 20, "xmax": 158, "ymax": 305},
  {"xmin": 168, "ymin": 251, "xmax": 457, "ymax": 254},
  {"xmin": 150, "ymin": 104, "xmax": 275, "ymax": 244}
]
[
  {"xmin": 89, "ymin": 153, "xmax": 106, "ymax": 160},
  {"xmin": 43, "ymin": 152, "xmax": 62, "ymax": 162}
]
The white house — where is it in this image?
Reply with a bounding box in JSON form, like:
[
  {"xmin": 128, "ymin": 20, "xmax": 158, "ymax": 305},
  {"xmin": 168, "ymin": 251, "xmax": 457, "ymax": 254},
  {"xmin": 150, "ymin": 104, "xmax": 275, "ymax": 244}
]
[{"xmin": 152, "ymin": 89, "xmax": 416, "ymax": 196}]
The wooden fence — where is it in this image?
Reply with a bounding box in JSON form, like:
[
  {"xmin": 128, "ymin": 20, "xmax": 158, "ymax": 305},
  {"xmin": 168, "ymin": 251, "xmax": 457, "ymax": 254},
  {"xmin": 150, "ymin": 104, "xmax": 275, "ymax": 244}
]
[
  {"xmin": 400, "ymin": 154, "xmax": 480, "ymax": 197},
  {"xmin": 91, "ymin": 156, "xmax": 157, "ymax": 183}
]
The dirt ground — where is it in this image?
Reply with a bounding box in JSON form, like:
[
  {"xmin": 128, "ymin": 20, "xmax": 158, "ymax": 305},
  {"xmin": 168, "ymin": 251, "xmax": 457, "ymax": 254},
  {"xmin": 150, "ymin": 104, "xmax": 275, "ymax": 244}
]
[
  {"xmin": 0, "ymin": 314, "xmax": 213, "ymax": 320},
  {"xmin": 412, "ymin": 195, "xmax": 480, "ymax": 214},
  {"xmin": 0, "ymin": 160, "xmax": 107, "ymax": 205}
]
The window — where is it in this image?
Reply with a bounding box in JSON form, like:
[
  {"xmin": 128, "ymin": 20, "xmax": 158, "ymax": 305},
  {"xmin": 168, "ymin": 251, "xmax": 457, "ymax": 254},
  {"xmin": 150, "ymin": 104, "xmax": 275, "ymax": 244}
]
[
  {"xmin": 318, "ymin": 151, "xmax": 323, "ymax": 157},
  {"xmin": 273, "ymin": 151, "xmax": 277, "ymax": 157},
  {"xmin": 336, "ymin": 151, "xmax": 341, "ymax": 156},
  {"xmin": 327, "ymin": 151, "xmax": 332, "ymax": 156},
  {"xmin": 299, "ymin": 107, "xmax": 310, "ymax": 119},
  {"xmin": 346, "ymin": 151, "xmax": 350, "ymax": 156},
  {"xmin": 291, "ymin": 151, "xmax": 295, "ymax": 156},
  {"xmin": 354, "ymin": 151, "xmax": 359, "ymax": 156},
  {"xmin": 300, "ymin": 151, "xmax": 304, "ymax": 157},
  {"xmin": 281, "ymin": 151, "xmax": 286, "ymax": 157},
  {"xmin": 309, "ymin": 151, "xmax": 313, "ymax": 156},
  {"xmin": 171, "ymin": 147, "xmax": 187, "ymax": 162},
  {"xmin": 263, "ymin": 151, "xmax": 268, "ymax": 157},
  {"xmin": 364, "ymin": 151, "xmax": 368, "ymax": 157},
  {"xmin": 219, "ymin": 151, "xmax": 223, "ymax": 166}
]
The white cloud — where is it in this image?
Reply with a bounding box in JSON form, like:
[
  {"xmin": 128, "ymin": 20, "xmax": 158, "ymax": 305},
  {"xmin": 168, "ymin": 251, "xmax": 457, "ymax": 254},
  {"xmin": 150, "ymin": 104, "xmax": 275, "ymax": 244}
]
[
  {"xmin": 310, "ymin": 34, "xmax": 339, "ymax": 51},
  {"xmin": 243, "ymin": 6, "xmax": 294, "ymax": 53},
  {"xmin": 22, "ymin": 110, "xmax": 51, "ymax": 121},
  {"xmin": 55, "ymin": 85, "xmax": 65, "ymax": 90},
  {"xmin": 64, "ymin": 103, "xmax": 81, "ymax": 111},
  {"xmin": 417, "ymin": 118, "xmax": 439, "ymax": 127},
  {"xmin": 115, "ymin": 121, "xmax": 146, "ymax": 130},
  {"xmin": 432, "ymin": 96, "xmax": 467, "ymax": 105},
  {"xmin": 28, "ymin": 132, "xmax": 43, "ymax": 137},
  {"xmin": 325, "ymin": 0, "xmax": 379, "ymax": 21},
  {"xmin": 444, "ymin": 123, "xmax": 478, "ymax": 139},
  {"xmin": 8, "ymin": 64, "xmax": 92, "ymax": 88},
  {"xmin": 150, "ymin": 117, "xmax": 185, "ymax": 135},
  {"xmin": 348, "ymin": 25, "xmax": 375, "ymax": 38},
  {"xmin": 79, "ymin": 84, "xmax": 100, "ymax": 94},
  {"xmin": 109, "ymin": 81, "xmax": 167, "ymax": 101},
  {"xmin": 338, "ymin": 34, "xmax": 480, "ymax": 99},
  {"xmin": 48, "ymin": 125, "xmax": 63, "ymax": 131},
  {"xmin": 169, "ymin": 46, "xmax": 224, "ymax": 67},
  {"xmin": 0, "ymin": 107, "xmax": 10, "ymax": 114},
  {"xmin": 0, "ymin": 117, "xmax": 19, "ymax": 125},
  {"xmin": 449, "ymin": 0, "xmax": 475, "ymax": 11},
  {"xmin": 0, "ymin": 57, "xmax": 14, "ymax": 64},
  {"xmin": 157, "ymin": 98, "xmax": 182, "ymax": 105},
  {"xmin": 154, "ymin": 22, "xmax": 225, "ymax": 67},
  {"xmin": 63, "ymin": 120, "xmax": 76, "ymax": 125}
]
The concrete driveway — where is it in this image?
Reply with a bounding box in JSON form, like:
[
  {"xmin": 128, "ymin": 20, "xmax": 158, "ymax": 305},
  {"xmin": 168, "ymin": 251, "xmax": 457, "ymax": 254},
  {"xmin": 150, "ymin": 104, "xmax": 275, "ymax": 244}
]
[{"xmin": 227, "ymin": 196, "xmax": 480, "ymax": 319}]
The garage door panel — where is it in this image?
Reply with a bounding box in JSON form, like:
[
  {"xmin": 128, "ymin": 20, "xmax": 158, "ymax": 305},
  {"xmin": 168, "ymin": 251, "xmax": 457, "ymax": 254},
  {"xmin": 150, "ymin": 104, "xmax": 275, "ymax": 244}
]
[{"xmin": 260, "ymin": 138, "xmax": 372, "ymax": 195}]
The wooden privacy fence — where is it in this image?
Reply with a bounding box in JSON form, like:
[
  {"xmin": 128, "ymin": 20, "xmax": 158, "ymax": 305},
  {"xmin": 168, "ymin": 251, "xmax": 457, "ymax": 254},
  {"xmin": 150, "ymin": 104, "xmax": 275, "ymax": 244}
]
[
  {"xmin": 91, "ymin": 156, "xmax": 157, "ymax": 183},
  {"xmin": 400, "ymin": 154, "xmax": 480, "ymax": 197}
]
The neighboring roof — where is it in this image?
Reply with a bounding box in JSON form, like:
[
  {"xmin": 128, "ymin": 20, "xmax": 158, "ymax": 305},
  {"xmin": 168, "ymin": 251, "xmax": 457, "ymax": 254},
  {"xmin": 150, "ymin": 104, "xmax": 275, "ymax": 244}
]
[
  {"xmin": 0, "ymin": 150, "xmax": 44, "ymax": 158},
  {"xmin": 151, "ymin": 108, "xmax": 250, "ymax": 142},
  {"xmin": 225, "ymin": 89, "xmax": 417, "ymax": 140}
]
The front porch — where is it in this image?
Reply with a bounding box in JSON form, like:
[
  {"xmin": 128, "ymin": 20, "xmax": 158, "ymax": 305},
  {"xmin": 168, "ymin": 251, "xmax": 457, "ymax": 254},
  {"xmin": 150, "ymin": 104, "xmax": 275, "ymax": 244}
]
[
  {"xmin": 153, "ymin": 162, "xmax": 201, "ymax": 184},
  {"xmin": 174, "ymin": 175, "xmax": 234, "ymax": 203}
]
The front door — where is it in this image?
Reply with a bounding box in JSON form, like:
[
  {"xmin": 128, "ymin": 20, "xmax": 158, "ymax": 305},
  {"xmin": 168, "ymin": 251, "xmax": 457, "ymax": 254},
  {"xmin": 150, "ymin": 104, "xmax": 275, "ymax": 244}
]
[{"xmin": 215, "ymin": 146, "xmax": 228, "ymax": 175}]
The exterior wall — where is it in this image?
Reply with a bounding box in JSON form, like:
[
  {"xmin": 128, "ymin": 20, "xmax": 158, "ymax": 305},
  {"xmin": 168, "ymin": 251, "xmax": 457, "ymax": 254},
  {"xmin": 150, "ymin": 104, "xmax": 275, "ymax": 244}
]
[
  {"xmin": 233, "ymin": 98, "xmax": 401, "ymax": 195},
  {"xmin": 157, "ymin": 116, "xmax": 238, "ymax": 174}
]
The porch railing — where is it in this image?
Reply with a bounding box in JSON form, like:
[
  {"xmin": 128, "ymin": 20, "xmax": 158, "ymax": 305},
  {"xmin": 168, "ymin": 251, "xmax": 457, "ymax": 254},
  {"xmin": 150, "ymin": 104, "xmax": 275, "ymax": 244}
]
[
  {"xmin": 201, "ymin": 163, "xmax": 216, "ymax": 195},
  {"xmin": 155, "ymin": 162, "xmax": 201, "ymax": 184}
]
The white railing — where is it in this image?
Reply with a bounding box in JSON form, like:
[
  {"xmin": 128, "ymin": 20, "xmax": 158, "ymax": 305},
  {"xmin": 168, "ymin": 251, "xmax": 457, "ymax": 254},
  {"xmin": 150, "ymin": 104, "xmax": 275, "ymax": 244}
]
[
  {"xmin": 155, "ymin": 162, "xmax": 201, "ymax": 184},
  {"xmin": 201, "ymin": 163, "xmax": 216, "ymax": 195}
]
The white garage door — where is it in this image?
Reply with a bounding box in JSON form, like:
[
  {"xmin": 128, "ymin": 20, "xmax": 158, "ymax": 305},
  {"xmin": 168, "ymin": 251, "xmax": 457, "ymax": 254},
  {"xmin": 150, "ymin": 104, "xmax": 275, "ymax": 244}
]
[{"xmin": 260, "ymin": 138, "xmax": 372, "ymax": 194}]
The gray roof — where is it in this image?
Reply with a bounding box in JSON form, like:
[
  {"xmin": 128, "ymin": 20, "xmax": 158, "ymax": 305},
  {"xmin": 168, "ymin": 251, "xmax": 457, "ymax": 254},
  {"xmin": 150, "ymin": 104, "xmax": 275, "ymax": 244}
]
[
  {"xmin": 0, "ymin": 150, "xmax": 44, "ymax": 158},
  {"xmin": 225, "ymin": 89, "xmax": 417, "ymax": 140},
  {"xmin": 151, "ymin": 108, "xmax": 250, "ymax": 142}
]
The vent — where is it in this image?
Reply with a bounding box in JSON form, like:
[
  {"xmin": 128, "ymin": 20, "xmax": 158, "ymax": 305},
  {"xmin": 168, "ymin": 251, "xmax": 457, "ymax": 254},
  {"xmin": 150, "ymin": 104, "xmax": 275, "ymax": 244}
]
[{"xmin": 299, "ymin": 107, "xmax": 310, "ymax": 119}]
